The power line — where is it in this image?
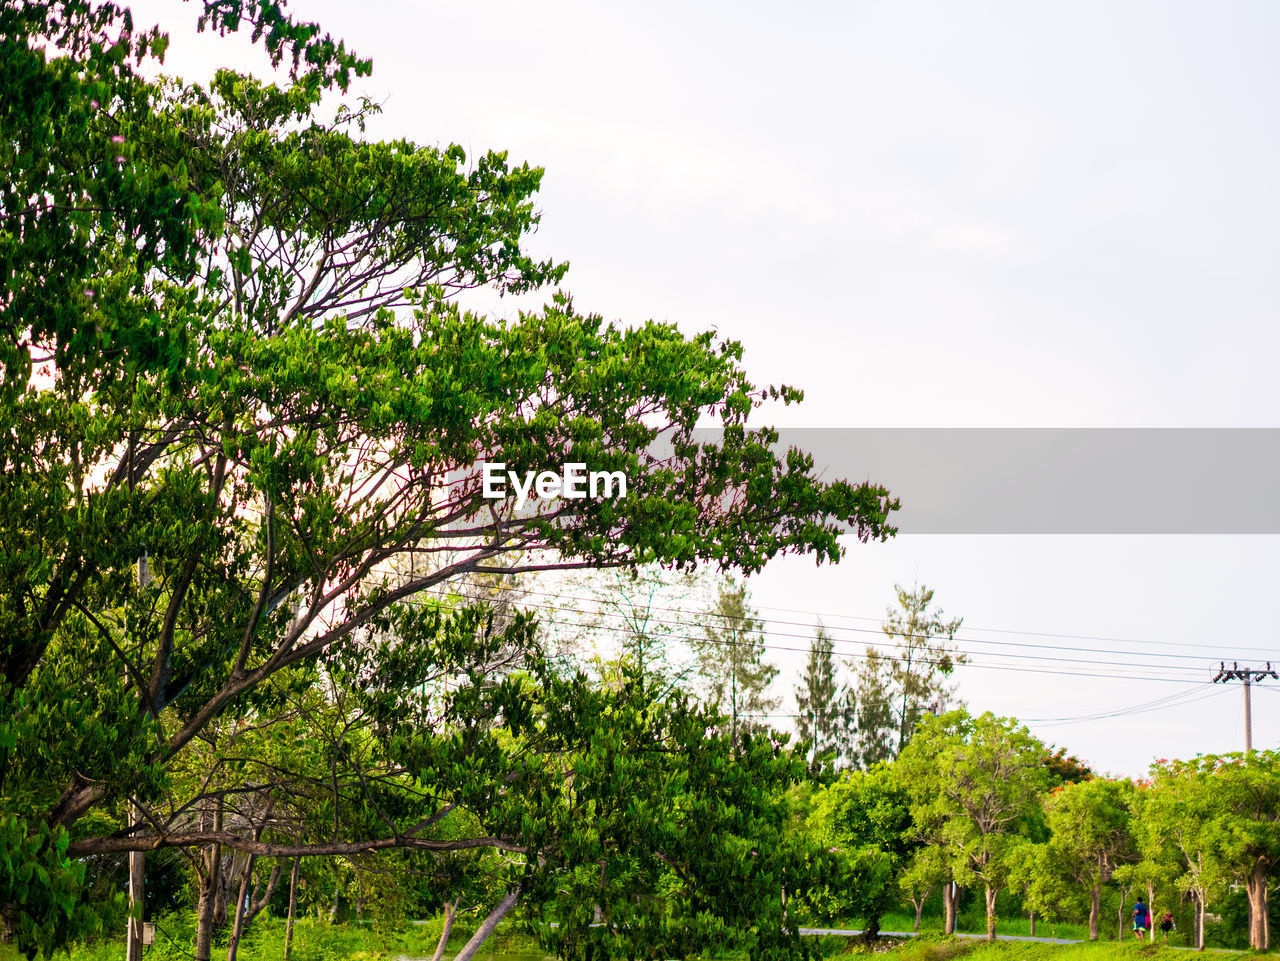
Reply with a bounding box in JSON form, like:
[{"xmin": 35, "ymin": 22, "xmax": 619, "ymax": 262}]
[
  {"xmin": 403, "ymin": 582, "xmax": 1216, "ymax": 686},
  {"xmin": 430, "ymin": 578, "xmax": 1255, "ymax": 670},
  {"xmin": 752, "ymin": 684, "xmax": 1232, "ymax": 726},
  {"xmin": 1023, "ymin": 685, "xmax": 1229, "ymax": 727},
  {"xmin": 444, "ymin": 579, "xmax": 1216, "ymax": 673},
  {"xmin": 1021, "ymin": 684, "xmax": 1212, "ymax": 723}
]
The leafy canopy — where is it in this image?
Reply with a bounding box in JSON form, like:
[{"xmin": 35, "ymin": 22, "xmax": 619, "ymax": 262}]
[{"xmin": 0, "ymin": 1, "xmax": 897, "ymax": 954}]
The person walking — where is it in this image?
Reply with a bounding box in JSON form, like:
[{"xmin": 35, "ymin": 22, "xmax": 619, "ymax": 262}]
[
  {"xmin": 1158, "ymin": 911, "xmax": 1176, "ymax": 942},
  {"xmin": 1133, "ymin": 898, "xmax": 1151, "ymax": 941}
]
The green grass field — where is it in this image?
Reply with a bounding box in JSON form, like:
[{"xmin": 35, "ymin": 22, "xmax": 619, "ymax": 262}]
[
  {"xmin": 864, "ymin": 911, "xmax": 1095, "ymax": 942},
  {"xmin": 842, "ymin": 938, "xmax": 1244, "ymax": 961},
  {"xmin": 0, "ymin": 913, "xmax": 1221, "ymax": 961},
  {"xmin": 0, "ymin": 915, "xmax": 552, "ymax": 961}
]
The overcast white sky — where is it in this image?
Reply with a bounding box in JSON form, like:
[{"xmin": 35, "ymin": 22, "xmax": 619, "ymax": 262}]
[{"xmin": 131, "ymin": 0, "xmax": 1280, "ymax": 776}]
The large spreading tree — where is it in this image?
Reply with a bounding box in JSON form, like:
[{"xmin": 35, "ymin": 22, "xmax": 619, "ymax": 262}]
[{"xmin": 0, "ymin": 1, "xmax": 897, "ymax": 955}]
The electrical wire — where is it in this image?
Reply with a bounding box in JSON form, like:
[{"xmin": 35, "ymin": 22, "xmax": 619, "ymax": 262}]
[
  {"xmin": 1019, "ymin": 683, "xmax": 1217, "ymax": 723},
  {"xmin": 402, "ymin": 582, "xmax": 1220, "ymax": 687},
  {"xmin": 1023, "ymin": 685, "xmax": 1230, "ymax": 728},
  {"xmin": 425, "ymin": 578, "xmax": 1255, "ymax": 671}
]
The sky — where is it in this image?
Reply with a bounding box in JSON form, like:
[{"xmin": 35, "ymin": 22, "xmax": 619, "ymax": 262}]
[{"xmin": 126, "ymin": 0, "xmax": 1280, "ymax": 776}]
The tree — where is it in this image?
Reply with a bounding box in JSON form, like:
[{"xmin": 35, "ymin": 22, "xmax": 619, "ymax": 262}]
[
  {"xmin": 1135, "ymin": 764, "xmax": 1222, "ymax": 951},
  {"xmin": 794, "ymin": 624, "xmax": 854, "ymax": 767},
  {"xmin": 530, "ymin": 668, "xmax": 830, "ymax": 961},
  {"xmin": 850, "ymin": 648, "xmax": 895, "ymax": 770},
  {"xmin": 1041, "ymin": 778, "xmax": 1136, "ymax": 940},
  {"xmin": 1008, "ymin": 841, "xmax": 1087, "ymax": 939},
  {"xmin": 896, "ymin": 709, "xmax": 1051, "ymax": 941},
  {"xmin": 1145, "ymin": 753, "xmax": 1280, "ymax": 951},
  {"xmin": 692, "ymin": 579, "xmax": 781, "ymax": 751},
  {"xmin": 556, "ymin": 564, "xmax": 708, "ymax": 688},
  {"xmin": 898, "ymin": 845, "xmax": 949, "ymax": 933},
  {"xmin": 0, "ymin": 3, "xmax": 900, "ymax": 954},
  {"xmin": 852, "ymin": 584, "xmax": 965, "ymax": 763},
  {"xmin": 806, "ymin": 764, "xmax": 913, "ymax": 942},
  {"xmin": 1044, "ymin": 746, "xmax": 1094, "ymax": 785}
]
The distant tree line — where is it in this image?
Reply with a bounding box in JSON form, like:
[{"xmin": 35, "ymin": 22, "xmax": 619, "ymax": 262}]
[{"xmin": 804, "ymin": 710, "xmax": 1280, "ymax": 952}]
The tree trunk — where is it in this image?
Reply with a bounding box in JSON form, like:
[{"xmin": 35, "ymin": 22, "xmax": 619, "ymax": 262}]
[
  {"xmin": 283, "ymin": 857, "xmax": 300, "ymax": 961},
  {"xmin": 225, "ymin": 853, "xmax": 256, "ymax": 961},
  {"xmin": 1196, "ymin": 893, "xmax": 1205, "ymax": 951},
  {"xmin": 913, "ymin": 898, "xmax": 924, "ymax": 932},
  {"xmin": 245, "ymin": 860, "xmax": 282, "ymax": 928},
  {"xmin": 1087, "ymin": 884, "xmax": 1100, "ymax": 941},
  {"xmin": 452, "ymin": 888, "xmax": 521, "ymax": 961},
  {"xmin": 1029, "ymin": 911, "xmax": 1035, "ymax": 937},
  {"xmin": 861, "ymin": 913, "xmax": 882, "ymax": 945},
  {"xmin": 328, "ymin": 886, "xmax": 341, "ymax": 923},
  {"xmin": 195, "ymin": 799, "xmax": 224, "ymax": 961},
  {"xmin": 430, "ymin": 901, "xmax": 457, "ymax": 961},
  {"xmin": 1246, "ymin": 856, "xmax": 1269, "ymax": 951},
  {"xmin": 984, "ymin": 884, "xmax": 998, "ymax": 941},
  {"xmin": 214, "ymin": 851, "xmax": 238, "ymax": 930},
  {"xmin": 196, "ymin": 865, "xmax": 218, "ymax": 961},
  {"xmin": 944, "ymin": 883, "xmax": 958, "ymax": 935}
]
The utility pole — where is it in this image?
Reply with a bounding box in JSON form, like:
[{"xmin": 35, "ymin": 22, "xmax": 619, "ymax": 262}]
[{"xmin": 1212, "ymin": 661, "xmax": 1278, "ymax": 752}]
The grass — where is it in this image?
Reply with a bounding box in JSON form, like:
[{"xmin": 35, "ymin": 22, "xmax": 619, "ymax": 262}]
[
  {"xmin": 842, "ymin": 911, "xmax": 1093, "ymax": 942},
  {"xmin": 0, "ymin": 915, "xmax": 553, "ymax": 961},
  {"xmin": 827, "ymin": 937, "xmax": 1243, "ymax": 960},
  {"xmin": 0, "ymin": 914, "xmax": 1229, "ymax": 961}
]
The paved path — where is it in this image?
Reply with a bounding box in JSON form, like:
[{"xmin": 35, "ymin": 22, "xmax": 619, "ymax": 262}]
[{"xmin": 798, "ymin": 927, "xmax": 1082, "ymax": 944}]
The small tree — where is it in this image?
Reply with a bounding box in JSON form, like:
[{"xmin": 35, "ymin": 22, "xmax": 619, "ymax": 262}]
[
  {"xmin": 1137, "ymin": 760, "xmax": 1230, "ymax": 950},
  {"xmin": 897, "ymin": 709, "xmax": 1051, "ymax": 941},
  {"xmin": 1008, "ymin": 841, "xmax": 1087, "ymax": 939},
  {"xmin": 1042, "ymin": 778, "xmax": 1137, "ymax": 940},
  {"xmin": 806, "ymin": 764, "xmax": 913, "ymax": 942},
  {"xmin": 898, "ymin": 846, "xmax": 950, "ymax": 932}
]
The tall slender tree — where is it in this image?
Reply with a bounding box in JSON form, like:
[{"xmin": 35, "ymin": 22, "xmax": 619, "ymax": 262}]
[
  {"xmin": 795, "ymin": 624, "xmax": 854, "ymax": 766},
  {"xmin": 693, "ymin": 578, "xmax": 780, "ymax": 751},
  {"xmin": 851, "ymin": 648, "xmax": 895, "ymax": 769},
  {"xmin": 853, "ymin": 584, "xmax": 965, "ymax": 762}
]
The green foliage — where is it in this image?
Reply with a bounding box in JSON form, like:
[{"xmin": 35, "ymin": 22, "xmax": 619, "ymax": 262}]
[
  {"xmin": 0, "ymin": 913, "xmax": 548, "ymax": 961},
  {"xmin": 691, "ymin": 579, "xmax": 782, "ymax": 752},
  {"xmin": 896, "ymin": 710, "xmax": 1052, "ymax": 939},
  {"xmin": 806, "ymin": 765, "xmax": 914, "ymax": 939},
  {"xmin": 1021, "ymin": 779, "xmax": 1136, "ymax": 936},
  {"xmin": 1, "ymin": 0, "xmax": 898, "ymax": 951},
  {"xmin": 850, "ymin": 585, "xmax": 964, "ymax": 768},
  {"xmin": 1140, "ymin": 751, "xmax": 1280, "ymax": 950},
  {"xmin": 796, "ymin": 625, "xmax": 855, "ymax": 769},
  {"xmin": 526, "ymin": 667, "xmax": 824, "ymax": 961}
]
